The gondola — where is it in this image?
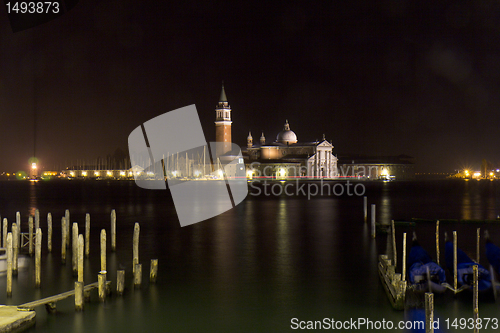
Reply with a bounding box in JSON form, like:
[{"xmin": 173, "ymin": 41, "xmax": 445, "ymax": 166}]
[
  {"xmin": 444, "ymin": 232, "xmax": 491, "ymax": 292},
  {"xmin": 407, "ymin": 232, "xmax": 447, "ymax": 293}
]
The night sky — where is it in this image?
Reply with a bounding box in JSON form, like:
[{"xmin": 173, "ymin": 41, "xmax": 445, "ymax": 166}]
[{"xmin": 1, "ymin": 0, "xmax": 500, "ymax": 173}]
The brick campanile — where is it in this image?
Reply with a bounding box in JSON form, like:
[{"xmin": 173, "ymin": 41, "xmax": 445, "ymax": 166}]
[{"xmin": 214, "ymin": 83, "xmax": 232, "ymax": 155}]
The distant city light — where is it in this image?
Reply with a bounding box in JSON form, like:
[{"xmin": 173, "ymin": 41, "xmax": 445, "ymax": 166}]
[
  {"xmin": 31, "ymin": 163, "xmax": 37, "ymax": 169},
  {"xmin": 120, "ymin": 171, "xmax": 126, "ymax": 176},
  {"xmin": 82, "ymin": 171, "xmax": 87, "ymax": 177},
  {"xmin": 95, "ymin": 171, "xmax": 100, "ymax": 177},
  {"xmin": 107, "ymin": 171, "xmax": 113, "ymax": 177}
]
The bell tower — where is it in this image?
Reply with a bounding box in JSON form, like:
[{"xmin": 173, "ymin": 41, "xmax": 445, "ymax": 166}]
[{"xmin": 215, "ymin": 82, "xmax": 232, "ymax": 155}]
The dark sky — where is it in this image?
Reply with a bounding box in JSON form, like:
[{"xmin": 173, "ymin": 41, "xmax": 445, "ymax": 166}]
[{"xmin": 1, "ymin": 0, "xmax": 500, "ymax": 173}]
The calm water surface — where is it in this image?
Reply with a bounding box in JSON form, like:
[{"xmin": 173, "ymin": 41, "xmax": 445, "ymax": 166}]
[{"xmin": 0, "ymin": 179, "xmax": 499, "ymax": 332}]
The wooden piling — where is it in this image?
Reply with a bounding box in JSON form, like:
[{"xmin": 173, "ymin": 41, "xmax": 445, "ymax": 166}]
[
  {"xmin": 435, "ymin": 221, "xmax": 440, "ymax": 266},
  {"xmin": 453, "ymin": 231, "xmax": 457, "ymax": 292},
  {"xmin": 363, "ymin": 196, "xmax": 367, "ymax": 222},
  {"xmin": 47, "ymin": 213, "xmax": 52, "ymax": 252},
  {"xmin": 78, "ymin": 234, "xmax": 84, "ymax": 284},
  {"xmin": 134, "ymin": 264, "xmax": 142, "ymax": 287},
  {"xmin": 85, "ymin": 214, "xmax": 90, "ymax": 258},
  {"xmin": 35, "ymin": 228, "xmax": 42, "ymax": 288},
  {"xmin": 111, "ymin": 209, "xmax": 116, "ymax": 252},
  {"xmin": 150, "ymin": 259, "xmax": 158, "ymax": 283},
  {"xmin": 98, "ymin": 272, "xmax": 106, "ymax": 302},
  {"xmin": 75, "ymin": 281, "xmax": 84, "ymax": 311},
  {"xmin": 61, "ymin": 217, "xmax": 67, "ymax": 264},
  {"xmin": 370, "ymin": 204, "xmax": 376, "ymax": 238},
  {"xmin": 133, "ymin": 223, "xmax": 140, "ymax": 274},
  {"xmin": 473, "ymin": 265, "xmax": 479, "ymax": 333},
  {"xmin": 402, "ymin": 232, "xmax": 407, "ymax": 281},
  {"xmin": 12, "ymin": 223, "xmax": 18, "ymax": 275},
  {"xmin": 16, "ymin": 212, "xmax": 20, "ymax": 232},
  {"xmin": 391, "ymin": 220, "xmax": 397, "ymax": 268},
  {"xmin": 425, "ymin": 292, "xmax": 434, "ymax": 333},
  {"xmin": 2, "ymin": 218, "xmax": 7, "ymax": 248},
  {"xmin": 476, "ymin": 228, "xmax": 480, "ymax": 263},
  {"xmin": 35, "ymin": 209, "xmax": 40, "ymax": 232},
  {"xmin": 72, "ymin": 223, "xmax": 78, "ymax": 275},
  {"xmin": 65, "ymin": 210, "xmax": 70, "ymax": 248},
  {"xmin": 6, "ymin": 232, "xmax": 12, "ymax": 297},
  {"xmin": 28, "ymin": 216, "xmax": 33, "ymax": 256},
  {"xmin": 117, "ymin": 270, "xmax": 125, "ymax": 295},
  {"xmin": 100, "ymin": 229, "xmax": 106, "ymax": 273}
]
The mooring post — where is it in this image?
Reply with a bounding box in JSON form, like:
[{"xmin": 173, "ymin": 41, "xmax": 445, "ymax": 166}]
[
  {"xmin": 98, "ymin": 272, "xmax": 106, "ymax": 302},
  {"xmin": 35, "ymin": 209, "xmax": 40, "ymax": 232},
  {"xmin": 61, "ymin": 217, "xmax": 67, "ymax": 264},
  {"xmin": 116, "ymin": 270, "xmax": 125, "ymax": 295},
  {"xmin": 35, "ymin": 228, "xmax": 42, "ymax": 288},
  {"xmin": 100, "ymin": 229, "xmax": 106, "ymax": 273},
  {"xmin": 391, "ymin": 220, "xmax": 397, "ymax": 268},
  {"xmin": 402, "ymin": 232, "xmax": 407, "ymax": 281},
  {"xmin": 435, "ymin": 221, "xmax": 440, "ymax": 266},
  {"xmin": 72, "ymin": 223, "xmax": 78, "ymax": 275},
  {"xmin": 476, "ymin": 228, "xmax": 480, "ymax": 263},
  {"xmin": 65, "ymin": 210, "xmax": 70, "ymax": 248},
  {"xmin": 2, "ymin": 218, "xmax": 7, "ymax": 248},
  {"xmin": 150, "ymin": 259, "xmax": 158, "ymax": 283},
  {"xmin": 47, "ymin": 213, "xmax": 52, "ymax": 253},
  {"xmin": 16, "ymin": 212, "xmax": 20, "ymax": 233},
  {"xmin": 134, "ymin": 263, "xmax": 142, "ymax": 287},
  {"xmin": 6, "ymin": 232, "xmax": 12, "ymax": 297},
  {"xmin": 85, "ymin": 214, "xmax": 90, "ymax": 258},
  {"xmin": 12, "ymin": 223, "xmax": 18, "ymax": 275},
  {"xmin": 75, "ymin": 281, "xmax": 84, "ymax": 311},
  {"xmin": 425, "ymin": 292, "xmax": 434, "ymax": 333},
  {"xmin": 370, "ymin": 204, "xmax": 376, "ymax": 238},
  {"xmin": 133, "ymin": 223, "xmax": 140, "ymax": 274},
  {"xmin": 28, "ymin": 215, "xmax": 33, "ymax": 256},
  {"xmin": 453, "ymin": 230, "xmax": 458, "ymax": 293},
  {"xmin": 78, "ymin": 234, "xmax": 84, "ymax": 284},
  {"xmin": 363, "ymin": 196, "xmax": 367, "ymax": 222},
  {"xmin": 111, "ymin": 209, "xmax": 116, "ymax": 252},
  {"xmin": 473, "ymin": 264, "xmax": 479, "ymax": 333}
]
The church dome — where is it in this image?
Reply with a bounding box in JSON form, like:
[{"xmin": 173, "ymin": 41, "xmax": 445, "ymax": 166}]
[{"xmin": 276, "ymin": 120, "xmax": 298, "ymax": 144}]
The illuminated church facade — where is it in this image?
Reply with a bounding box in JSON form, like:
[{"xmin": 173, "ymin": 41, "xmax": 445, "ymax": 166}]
[{"xmin": 215, "ymin": 84, "xmax": 338, "ymax": 179}]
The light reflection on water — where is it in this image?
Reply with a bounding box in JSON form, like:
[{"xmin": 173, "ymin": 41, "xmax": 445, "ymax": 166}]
[{"xmin": 1, "ymin": 180, "xmax": 500, "ymax": 332}]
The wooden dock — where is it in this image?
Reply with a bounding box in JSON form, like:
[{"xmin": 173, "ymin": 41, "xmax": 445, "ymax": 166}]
[
  {"xmin": 378, "ymin": 254, "xmax": 406, "ymax": 310},
  {"xmin": 18, "ymin": 281, "xmax": 111, "ymax": 313},
  {"xmin": 0, "ymin": 306, "xmax": 35, "ymax": 332}
]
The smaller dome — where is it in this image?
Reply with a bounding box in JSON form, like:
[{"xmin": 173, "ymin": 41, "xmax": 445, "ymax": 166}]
[{"xmin": 276, "ymin": 120, "xmax": 298, "ymax": 144}]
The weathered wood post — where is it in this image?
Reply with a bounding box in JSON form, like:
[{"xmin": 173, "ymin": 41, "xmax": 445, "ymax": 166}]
[
  {"xmin": 117, "ymin": 270, "xmax": 125, "ymax": 295},
  {"xmin": 61, "ymin": 217, "xmax": 67, "ymax": 264},
  {"xmin": 16, "ymin": 212, "xmax": 20, "ymax": 233},
  {"xmin": 453, "ymin": 230, "xmax": 458, "ymax": 293},
  {"xmin": 150, "ymin": 259, "xmax": 158, "ymax": 283},
  {"xmin": 85, "ymin": 214, "xmax": 90, "ymax": 258},
  {"xmin": 35, "ymin": 209, "xmax": 40, "ymax": 232},
  {"xmin": 2, "ymin": 218, "xmax": 7, "ymax": 248},
  {"xmin": 72, "ymin": 223, "xmax": 78, "ymax": 275},
  {"xmin": 28, "ymin": 215, "xmax": 34, "ymax": 256},
  {"xmin": 391, "ymin": 220, "xmax": 397, "ymax": 268},
  {"xmin": 6, "ymin": 232, "xmax": 12, "ymax": 297},
  {"xmin": 100, "ymin": 229, "xmax": 106, "ymax": 274},
  {"xmin": 111, "ymin": 209, "xmax": 116, "ymax": 252},
  {"xmin": 435, "ymin": 221, "xmax": 440, "ymax": 266},
  {"xmin": 363, "ymin": 196, "xmax": 367, "ymax": 222},
  {"xmin": 47, "ymin": 213, "xmax": 52, "ymax": 253},
  {"xmin": 371, "ymin": 204, "xmax": 376, "ymax": 238},
  {"xmin": 476, "ymin": 228, "xmax": 480, "ymax": 263},
  {"xmin": 133, "ymin": 223, "xmax": 140, "ymax": 274},
  {"xmin": 75, "ymin": 281, "xmax": 84, "ymax": 311},
  {"xmin": 12, "ymin": 223, "xmax": 18, "ymax": 275},
  {"xmin": 134, "ymin": 263, "xmax": 142, "ymax": 287},
  {"xmin": 473, "ymin": 265, "xmax": 479, "ymax": 333},
  {"xmin": 78, "ymin": 234, "xmax": 84, "ymax": 284},
  {"xmin": 65, "ymin": 209, "xmax": 70, "ymax": 248},
  {"xmin": 425, "ymin": 292, "xmax": 434, "ymax": 333},
  {"xmin": 402, "ymin": 232, "xmax": 407, "ymax": 281},
  {"xmin": 35, "ymin": 228, "xmax": 42, "ymax": 288},
  {"xmin": 98, "ymin": 272, "xmax": 106, "ymax": 302}
]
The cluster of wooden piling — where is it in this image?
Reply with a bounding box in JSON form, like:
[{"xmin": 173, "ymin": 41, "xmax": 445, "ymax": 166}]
[{"xmin": 1, "ymin": 208, "xmax": 159, "ymax": 313}]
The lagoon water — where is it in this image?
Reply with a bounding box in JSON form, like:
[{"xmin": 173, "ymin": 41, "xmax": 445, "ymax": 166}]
[{"xmin": 0, "ymin": 179, "xmax": 499, "ymax": 332}]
